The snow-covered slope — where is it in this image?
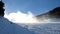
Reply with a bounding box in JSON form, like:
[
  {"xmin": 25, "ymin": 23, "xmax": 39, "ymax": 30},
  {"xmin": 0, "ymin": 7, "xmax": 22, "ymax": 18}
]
[{"xmin": 0, "ymin": 16, "xmax": 37, "ymax": 34}]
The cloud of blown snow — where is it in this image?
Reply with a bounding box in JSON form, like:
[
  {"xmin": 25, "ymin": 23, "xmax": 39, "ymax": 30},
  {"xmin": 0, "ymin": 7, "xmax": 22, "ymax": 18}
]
[{"xmin": 4, "ymin": 11, "xmax": 39, "ymax": 23}]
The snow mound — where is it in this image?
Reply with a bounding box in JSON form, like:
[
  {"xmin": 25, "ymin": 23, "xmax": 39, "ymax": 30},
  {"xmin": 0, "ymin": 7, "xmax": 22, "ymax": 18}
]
[{"xmin": 0, "ymin": 16, "xmax": 37, "ymax": 34}]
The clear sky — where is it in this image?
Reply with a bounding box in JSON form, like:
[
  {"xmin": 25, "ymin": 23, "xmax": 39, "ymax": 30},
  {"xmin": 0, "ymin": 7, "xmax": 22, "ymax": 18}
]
[{"xmin": 3, "ymin": 0, "xmax": 60, "ymax": 15}]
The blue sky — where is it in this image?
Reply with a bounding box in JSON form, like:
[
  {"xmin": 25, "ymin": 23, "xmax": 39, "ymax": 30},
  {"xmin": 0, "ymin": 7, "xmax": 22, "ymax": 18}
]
[{"xmin": 3, "ymin": 0, "xmax": 60, "ymax": 15}]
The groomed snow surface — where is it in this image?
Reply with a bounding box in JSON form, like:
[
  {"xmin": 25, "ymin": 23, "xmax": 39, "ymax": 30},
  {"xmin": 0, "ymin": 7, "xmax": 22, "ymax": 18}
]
[{"xmin": 0, "ymin": 16, "xmax": 60, "ymax": 34}]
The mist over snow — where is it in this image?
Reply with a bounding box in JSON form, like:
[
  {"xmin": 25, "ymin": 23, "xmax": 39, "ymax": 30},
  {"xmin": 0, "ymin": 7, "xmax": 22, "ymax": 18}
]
[{"xmin": 4, "ymin": 11, "xmax": 60, "ymax": 24}]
